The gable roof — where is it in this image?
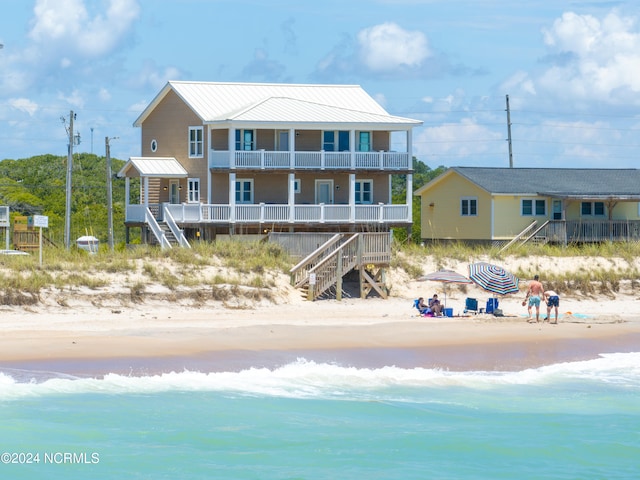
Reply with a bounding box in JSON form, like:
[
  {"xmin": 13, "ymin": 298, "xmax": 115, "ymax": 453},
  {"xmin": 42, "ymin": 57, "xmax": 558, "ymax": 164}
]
[
  {"xmin": 133, "ymin": 81, "xmax": 422, "ymax": 128},
  {"xmin": 117, "ymin": 157, "xmax": 188, "ymax": 178},
  {"xmin": 416, "ymin": 167, "xmax": 640, "ymax": 200}
]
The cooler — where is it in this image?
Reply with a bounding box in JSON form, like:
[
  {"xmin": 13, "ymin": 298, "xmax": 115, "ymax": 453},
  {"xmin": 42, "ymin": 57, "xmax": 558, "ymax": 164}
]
[{"xmin": 443, "ymin": 307, "xmax": 453, "ymax": 317}]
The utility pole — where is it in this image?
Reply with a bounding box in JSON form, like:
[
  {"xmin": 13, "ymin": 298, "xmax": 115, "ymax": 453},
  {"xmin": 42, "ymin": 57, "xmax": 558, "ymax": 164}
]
[
  {"xmin": 62, "ymin": 111, "xmax": 80, "ymax": 249},
  {"xmin": 506, "ymin": 94, "xmax": 513, "ymax": 168},
  {"xmin": 105, "ymin": 136, "xmax": 118, "ymax": 251}
]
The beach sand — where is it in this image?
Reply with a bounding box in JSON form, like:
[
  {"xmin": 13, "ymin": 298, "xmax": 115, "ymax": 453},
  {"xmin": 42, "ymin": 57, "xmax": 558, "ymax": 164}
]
[{"xmin": 1, "ymin": 255, "xmax": 639, "ymax": 374}]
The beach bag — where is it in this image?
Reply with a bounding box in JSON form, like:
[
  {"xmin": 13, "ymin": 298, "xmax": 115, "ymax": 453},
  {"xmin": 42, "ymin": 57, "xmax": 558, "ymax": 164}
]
[{"xmin": 493, "ymin": 308, "xmax": 503, "ymax": 317}]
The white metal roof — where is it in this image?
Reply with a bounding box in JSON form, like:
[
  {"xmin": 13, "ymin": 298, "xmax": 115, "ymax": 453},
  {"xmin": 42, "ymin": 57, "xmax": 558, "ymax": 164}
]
[
  {"xmin": 117, "ymin": 157, "xmax": 188, "ymax": 178},
  {"xmin": 134, "ymin": 81, "xmax": 422, "ymax": 127}
]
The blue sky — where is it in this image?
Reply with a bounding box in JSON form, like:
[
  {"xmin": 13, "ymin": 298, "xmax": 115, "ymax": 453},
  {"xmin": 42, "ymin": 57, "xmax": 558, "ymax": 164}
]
[{"xmin": 1, "ymin": 0, "xmax": 640, "ymax": 169}]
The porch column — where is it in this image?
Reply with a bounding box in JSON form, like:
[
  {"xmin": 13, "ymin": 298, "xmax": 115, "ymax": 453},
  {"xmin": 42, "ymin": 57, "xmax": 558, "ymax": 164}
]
[
  {"xmin": 289, "ymin": 128, "xmax": 295, "ymax": 169},
  {"xmin": 406, "ymin": 173, "xmax": 413, "ymax": 222},
  {"xmin": 143, "ymin": 177, "xmax": 149, "ymax": 208},
  {"xmin": 228, "ymin": 128, "xmax": 236, "ymax": 169},
  {"xmin": 207, "ymin": 125, "xmax": 212, "ymax": 204},
  {"xmin": 349, "ymin": 173, "xmax": 356, "ymax": 223},
  {"xmin": 124, "ymin": 177, "xmax": 130, "ymax": 221},
  {"xmin": 288, "ymin": 173, "xmax": 295, "ymax": 223},
  {"xmin": 407, "ymin": 128, "xmax": 413, "ymax": 169},
  {"xmin": 350, "ymin": 130, "xmax": 356, "ymax": 169},
  {"xmin": 229, "ymin": 172, "xmax": 236, "ymax": 223}
]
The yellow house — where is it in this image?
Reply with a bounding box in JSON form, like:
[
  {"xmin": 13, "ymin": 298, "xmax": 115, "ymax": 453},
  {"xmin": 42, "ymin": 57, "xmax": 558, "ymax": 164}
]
[{"xmin": 415, "ymin": 167, "xmax": 640, "ymax": 245}]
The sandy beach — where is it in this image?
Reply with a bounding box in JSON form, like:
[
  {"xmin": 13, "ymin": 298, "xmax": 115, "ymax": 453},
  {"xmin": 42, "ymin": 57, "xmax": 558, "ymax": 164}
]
[{"xmin": 1, "ymin": 253, "xmax": 640, "ymax": 375}]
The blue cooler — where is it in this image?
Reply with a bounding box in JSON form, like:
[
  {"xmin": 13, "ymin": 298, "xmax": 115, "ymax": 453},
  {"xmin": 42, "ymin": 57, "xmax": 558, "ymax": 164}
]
[
  {"xmin": 443, "ymin": 307, "xmax": 453, "ymax": 317},
  {"xmin": 486, "ymin": 298, "xmax": 499, "ymax": 314}
]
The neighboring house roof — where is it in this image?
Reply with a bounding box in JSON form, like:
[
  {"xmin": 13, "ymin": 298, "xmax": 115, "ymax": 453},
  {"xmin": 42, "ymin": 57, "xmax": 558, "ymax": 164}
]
[
  {"xmin": 415, "ymin": 167, "xmax": 640, "ymax": 200},
  {"xmin": 133, "ymin": 81, "xmax": 422, "ymax": 128},
  {"xmin": 117, "ymin": 157, "xmax": 188, "ymax": 178}
]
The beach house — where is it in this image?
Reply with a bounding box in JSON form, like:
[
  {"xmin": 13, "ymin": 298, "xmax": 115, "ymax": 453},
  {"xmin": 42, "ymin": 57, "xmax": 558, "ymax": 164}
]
[
  {"xmin": 415, "ymin": 167, "xmax": 640, "ymax": 246},
  {"xmin": 118, "ymin": 81, "xmax": 422, "ymax": 246}
]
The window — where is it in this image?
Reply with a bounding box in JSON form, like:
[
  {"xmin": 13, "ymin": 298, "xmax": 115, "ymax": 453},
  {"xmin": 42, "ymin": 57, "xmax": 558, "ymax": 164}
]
[
  {"xmin": 323, "ymin": 131, "xmax": 350, "ymax": 151},
  {"xmin": 235, "ymin": 179, "xmax": 253, "ymax": 203},
  {"xmin": 187, "ymin": 178, "xmax": 200, "ymax": 203},
  {"xmin": 522, "ymin": 199, "xmax": 546, "ymax": 216},
  {"xmin": 581, "ymin": 201, "xmax": 605, "ymax": 216},
  {"xmin": 357, "ymin": 131, "xmax": 371, "ymax": 152},
  {"xmin": 150, "ymin": 139, "xmax": 158, "ymax": 152},
  {"xmin": 461, "ymin": 197, "xmax": 477, "ymax": 216},
  {"xmin": 355, "ymin": 180, "xmax": 373, "ymax": 204},
  {"xmin": 294, "ymin": 179, "xmax": 301, "ymax": 194},
  {"xmin": 235, "ymin": 130, "xmax": 255, "ymax": 151},
  {"xmin": 188, "ymin": 127, "xmax": 203, "ymax": 158}
]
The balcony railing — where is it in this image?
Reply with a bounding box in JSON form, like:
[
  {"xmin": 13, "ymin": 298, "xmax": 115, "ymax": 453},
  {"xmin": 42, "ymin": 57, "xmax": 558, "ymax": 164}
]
[
  {"xmin": 540, "ymin": 219, "xmax": 640, "ymax": 243},
  {"xmin": 208, "ymin": 150, "xmax": 411, "ymax": 170},
  {"xmin": 127, "ymin": 203, "xmax": 410, "ymax": 225}
]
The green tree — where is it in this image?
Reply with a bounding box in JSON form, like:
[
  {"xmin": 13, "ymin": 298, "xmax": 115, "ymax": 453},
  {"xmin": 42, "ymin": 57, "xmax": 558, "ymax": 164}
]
[{"xmin": 392, "ymin": 157, "xmax": 446, "ymax": 244}]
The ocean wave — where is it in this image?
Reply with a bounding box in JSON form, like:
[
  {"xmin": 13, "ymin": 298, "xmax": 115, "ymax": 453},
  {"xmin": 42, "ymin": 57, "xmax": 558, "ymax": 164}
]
[{"xmin": 1, "ymin": 352, "xmax": 639, "ymax": 401}]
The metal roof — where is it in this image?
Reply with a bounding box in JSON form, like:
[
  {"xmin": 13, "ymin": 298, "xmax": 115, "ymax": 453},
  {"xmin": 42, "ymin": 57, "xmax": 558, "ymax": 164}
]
[
  {"xmin": 134, "ymin": 81, "xmax": 422, "ymax": 127},
  {"xmin": 117, "ymin": 157, "xmax": 188, "ymax": 178},
  {"xmin": 450, "ymin": 167, "xmax": 640, "ymax": 197}
]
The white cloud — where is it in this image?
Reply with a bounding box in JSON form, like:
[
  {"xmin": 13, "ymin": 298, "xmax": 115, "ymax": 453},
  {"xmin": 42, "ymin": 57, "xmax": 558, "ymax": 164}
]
[
  {"xmin": 509, "ymin": 10, "xmax": 640, "ymax": 108},
  {"xmin": 357, "ymin": 22, "xmax": 431, "ymax": 72},
  {"xmin": 29, "ymin": 0, "xmax": 141, "ymax": 58},
  {"xmin": 9, "ymin": 98, "xmax": 39, "ymax": 116}
]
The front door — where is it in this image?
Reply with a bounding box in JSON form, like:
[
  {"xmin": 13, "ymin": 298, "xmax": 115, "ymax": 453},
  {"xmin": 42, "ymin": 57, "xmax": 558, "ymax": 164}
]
[
  {"xmin": 277, "ymin": 131, "xmax": 289, "ymax": 151},
  {"xmin": 315, "ymin": 180, "xmax": 333, "ymax": 204},
  {"xmin": 169, "ymin": 180, "xmax": 180, "ymax": 204},
  {"xmin": 552, "ymin": 199, "xmax": 562, "ymax": 220}
]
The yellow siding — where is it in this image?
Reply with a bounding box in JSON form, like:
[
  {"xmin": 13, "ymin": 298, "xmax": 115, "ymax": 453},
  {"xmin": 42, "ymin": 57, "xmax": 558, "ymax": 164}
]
[{"xmin": 420, "ymin": 174, "xmax": 492, "ymax": 240}]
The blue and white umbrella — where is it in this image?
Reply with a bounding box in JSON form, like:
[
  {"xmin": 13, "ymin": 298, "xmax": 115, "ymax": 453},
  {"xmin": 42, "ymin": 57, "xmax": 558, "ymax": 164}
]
[{"xmin": 468, "ymin": 262, "xmax": 519, "ymax": 296}]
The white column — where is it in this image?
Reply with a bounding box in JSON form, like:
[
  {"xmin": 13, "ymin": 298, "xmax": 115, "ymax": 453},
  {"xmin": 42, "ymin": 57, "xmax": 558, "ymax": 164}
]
[
  {"xmin": 229, "ymin": 172, "xmax": 236, "ymax": 223},
  {"xmin": 289, "ymin": 128, "xmax": 295, "ymax": 169},
  {"xmin": 406, "ymin": 173, "xmax": 413, "ymax": 222},
  {"xmin": 143, "ymin": 177, "xmax": 149, "ymax": 208},
  {"xmin": 350, "ymin": 130, "xmax": 356, "ymax": 169},
  {"xmin": 407, "ymin": 128, "xmax": 413, "ymax": 169},
  {"xmin": 349, "ymin": 173, "xmax": 356, "ymax": 223},
  {"xmin": 228, "ymin": 128, "xmax": 236, "ymax": 169},
  {"xmin": 288, "ymin": 172, "xmax": 295, "ymax": 223}
]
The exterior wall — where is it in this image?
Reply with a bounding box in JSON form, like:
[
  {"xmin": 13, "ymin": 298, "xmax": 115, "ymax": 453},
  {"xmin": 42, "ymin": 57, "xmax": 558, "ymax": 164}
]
[
  {"xmin": 492, "ymin": 195, "xmax": 548, "ymax": 239},
  {"xmin": 141, "ymin": 89, "xmax": 208, "ymax": 199},
  {"xmin": 420, "ymin": 174, "xmax": 492, "ymax": 240},
  {"xmin": 372, "ymin": 131, "xmax": 390, "ymax": 151},
  {"xmin": 210, "ymin": 172, "xmax": 390, "ymax": 204},
  {"xmin": 564, "ymin": 200, "xmax": 640, "ymax": 220}
]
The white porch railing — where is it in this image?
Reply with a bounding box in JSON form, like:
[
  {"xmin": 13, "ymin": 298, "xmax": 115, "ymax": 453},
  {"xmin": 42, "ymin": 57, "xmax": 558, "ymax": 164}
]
[
  {"xmin": 126, "ymin": 203, "xmax": 410, "ymax": 224},
  {"xmin": 208, "ymin": 150, "xmax": 411, "ymax": 170}
]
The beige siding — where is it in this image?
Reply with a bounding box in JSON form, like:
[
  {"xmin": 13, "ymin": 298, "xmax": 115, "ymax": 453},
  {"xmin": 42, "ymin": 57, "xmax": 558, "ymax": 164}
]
[
  {"xmin": 210, "ymin": 172, "xmax": 389, "ymax": 204},
  {"xmin": 141, "ymin": 89, "xmax": 209, "ymax": 201},
  {"xmin": 372, "ymin": 131, "xmax": 390, "ymax": 151},
  {"xmin": 420, "ymin": 175, "xmax": 492, "ymax": 240}
]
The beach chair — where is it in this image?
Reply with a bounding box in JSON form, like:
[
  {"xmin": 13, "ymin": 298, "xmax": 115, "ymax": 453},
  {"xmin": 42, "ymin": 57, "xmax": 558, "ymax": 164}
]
[
  {"xmin": 413, "ymin": 299, "xmax": 430, "ymax": 316},
  {"xmin": 485, "ymin": 298, "xmax": 499, "ymax": 314},
  {"xmin": 463, "ymin": 297, "xmax": 479, "ymax": 314}
]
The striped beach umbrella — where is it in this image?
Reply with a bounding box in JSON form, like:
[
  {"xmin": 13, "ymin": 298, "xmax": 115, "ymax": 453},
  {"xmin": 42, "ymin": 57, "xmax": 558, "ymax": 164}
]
[
  {"xmin": 468, "ymin": 262, "xmax": 519, "ymax": 296},
  {"xmin": 417, "ymin": 270, "xmax": 473, "ymax": 306}
]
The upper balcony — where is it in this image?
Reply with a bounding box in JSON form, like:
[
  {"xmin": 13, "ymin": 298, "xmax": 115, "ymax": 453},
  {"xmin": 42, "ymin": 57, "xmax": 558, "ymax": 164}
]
[{"xmin": 208, "ymin": 150, "xmax": 411, "ymax": 171}]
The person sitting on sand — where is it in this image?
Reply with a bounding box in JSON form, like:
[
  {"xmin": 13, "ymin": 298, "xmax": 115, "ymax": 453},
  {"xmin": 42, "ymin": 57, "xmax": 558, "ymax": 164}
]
[
  {"xmin": 428, "ymin": 294, "xmax": 443, "ymax": 316},
  {"xmin": 524, "ymin": 274, "xmax": 545, "ymax": 323},
  {"xmin": 544, "ymin": 290, "xmax": 560, "ymax": 324},
  {"xmin": 417, "ymin": 297, "xmax": 430, "ymax": 315}
]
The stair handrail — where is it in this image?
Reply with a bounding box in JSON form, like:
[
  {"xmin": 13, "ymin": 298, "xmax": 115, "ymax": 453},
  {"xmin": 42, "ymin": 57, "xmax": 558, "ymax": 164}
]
[
  {"xmin": 520, "ymin": 219, "xmax": 550, "ymax": 245},
  {"xmin": 290, "ymin": 233, "xmax": 344, "ymax": 287},
  {"xmin": 145, "ymin": 208, "xmax": 171, "ymax": 249},
  {"xmin": 498, "ymin": 220, "xmax": 538, "ymax": 253},
  {"xmin": 306, "ymin": 234, "xmax": 360, "ymax": 300},
  {"xmin": 163, "ymin": 206, "xmax": 191, "ymax": 248}
]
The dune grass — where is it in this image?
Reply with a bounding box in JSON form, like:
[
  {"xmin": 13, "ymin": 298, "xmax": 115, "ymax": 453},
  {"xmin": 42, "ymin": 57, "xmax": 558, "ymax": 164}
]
[{"xmin": 0, "ymin": 239, "xmax": 638, "ymax": 305}]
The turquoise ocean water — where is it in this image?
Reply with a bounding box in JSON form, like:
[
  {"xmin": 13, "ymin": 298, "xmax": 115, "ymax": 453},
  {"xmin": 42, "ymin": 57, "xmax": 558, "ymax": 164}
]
[{"xmin": 1, "ymin": 352, "xmax": 639, "ymax": 479}]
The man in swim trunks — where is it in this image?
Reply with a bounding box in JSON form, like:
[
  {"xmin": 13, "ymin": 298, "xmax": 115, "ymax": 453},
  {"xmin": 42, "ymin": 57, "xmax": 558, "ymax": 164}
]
[
  {"xmin": 524, "ymin": 274, "xmax": 545, "ymax": 323},
  {"xmin": 544, "ymin": 290, "xmax": 560, "ymax": 324}
]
